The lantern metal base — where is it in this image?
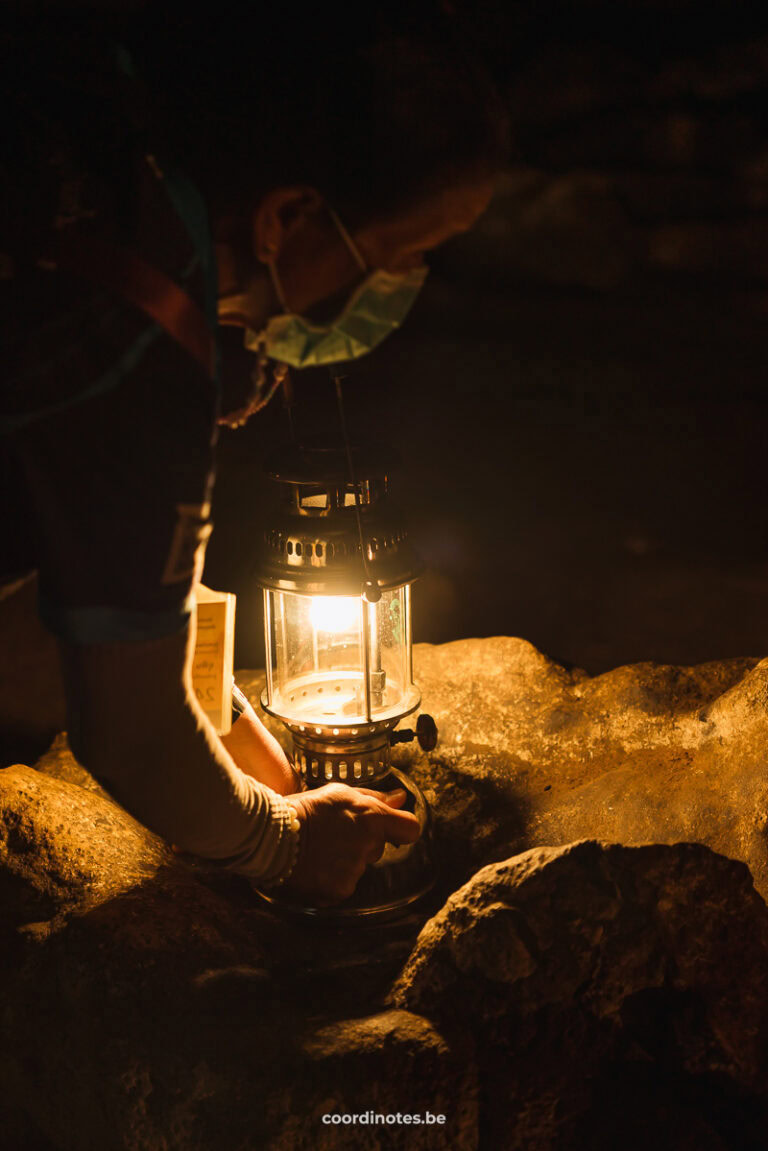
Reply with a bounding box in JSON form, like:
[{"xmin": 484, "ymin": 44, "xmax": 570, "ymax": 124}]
[
  {"xmin": 253, "ymin": 766, "xmax": 436, "ymax": 923},
  {"xmin": 290, "ymin": 726, "xmax": 396, "ymax": 787}
]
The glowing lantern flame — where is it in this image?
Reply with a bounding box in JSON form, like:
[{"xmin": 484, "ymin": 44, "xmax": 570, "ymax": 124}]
[{"xmin": 309, "ymin": 595, "xmax": 361, "ymax": 635}]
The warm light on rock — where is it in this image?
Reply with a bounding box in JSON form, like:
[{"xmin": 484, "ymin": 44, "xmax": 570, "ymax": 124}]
[{"xmin": 4, "ymin": 638, "xmax": 768, "ymax": 1147}]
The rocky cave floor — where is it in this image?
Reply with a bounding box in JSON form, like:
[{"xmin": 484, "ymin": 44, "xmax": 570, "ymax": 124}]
[{"xmin": 3, "ymin": 637, "xmax": 768, "ymax": 1150}]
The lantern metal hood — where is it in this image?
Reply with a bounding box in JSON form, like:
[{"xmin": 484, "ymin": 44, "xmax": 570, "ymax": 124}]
[{"xmin": 254, "ymin": 440, "xmax": 437, "ymax": 920}]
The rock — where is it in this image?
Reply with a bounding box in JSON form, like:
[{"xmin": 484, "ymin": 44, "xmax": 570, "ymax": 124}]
[
  {"xmin": 652, "ymin": 36, "xmax": 768, "ymax": 102},
  {"xmin": 647, "ymin": 218, "xmax": 768, "ymax": 279},
  {"xmin": 390, "ymin": 840, "xmax": 768, "ymax": 1150},
  {"xmin": 532, "ymin": 109, "xmax": 764, "ymax": 173},
  {"xmin": 0, "ymin": 762, "xmax": 469, "ymax": 1151},
  {"xmin": 608, "ymin": 172, "xmax": 745, "ymax": 224},
  {"xmin": 507, "ymin": 46, "xmax": 644, "ymax": 126},
  {"xmin": 0, "ymin": 762, "xmax": 170, "ymax": 931},
  {"xmin": 240, "ymin": 639, "xmax": 768, "ymax": 900},
  {"xmin": 6, "ymin": 638, "xmax": 768, "ymax": 1148},
  {"xmin": 289, "ymin": 1011, "xmax": 476, "ymax": 1150},
  {"xmin": 433, "ymin": 168, "xmax": 635, "ymax": 290}
]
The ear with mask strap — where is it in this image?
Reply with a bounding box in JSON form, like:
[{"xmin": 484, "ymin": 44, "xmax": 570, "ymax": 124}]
[
  {"xmin": 243, "ymin": 199, "xmax": 429, "ymax": 370},
  {"xmin": 266, "ymin": 202, "xmax": 369, "ymax": 317}
]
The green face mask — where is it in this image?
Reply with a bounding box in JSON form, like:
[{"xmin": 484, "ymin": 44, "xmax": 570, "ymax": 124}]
[{"xmin": 244, "ymin": 205, "xmax": 429, "ymax": 369}]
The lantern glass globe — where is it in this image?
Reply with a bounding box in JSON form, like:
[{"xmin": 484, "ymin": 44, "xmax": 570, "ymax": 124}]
[{"xmin": 263, "ymin": 584, "xmax": 418, "ymax": 729}]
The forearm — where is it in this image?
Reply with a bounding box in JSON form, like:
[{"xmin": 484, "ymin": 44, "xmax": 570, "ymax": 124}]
[
  {"xmin": 221, "ymin": 684, "xmax": 298, "ymax": 796},
  {"xmin": 102, "ymin": 698, "xmax": 297, "ymax": 878},
  {"xmin": 60, "ymin": 631, "xmax": 299, "ymax": 882}
]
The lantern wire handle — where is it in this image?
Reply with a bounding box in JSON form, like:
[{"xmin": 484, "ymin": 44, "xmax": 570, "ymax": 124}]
[
  {"xmin": 331, "ymin": 372, "xmax": 381, "ymax": 603},
  {"xmin": 281, "ymin": 372, "xmax": 297, "ymax": 443}
]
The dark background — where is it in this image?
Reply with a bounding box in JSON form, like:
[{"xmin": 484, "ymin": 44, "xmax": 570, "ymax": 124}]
[{"xmin": 204, "ymin": 0, "xmax": 768, "ymax": 675}]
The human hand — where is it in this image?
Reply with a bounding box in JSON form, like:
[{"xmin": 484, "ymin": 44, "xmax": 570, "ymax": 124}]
[{"xmin": 281, "ymin": 783, "xmax": 421, "ymax": 905}]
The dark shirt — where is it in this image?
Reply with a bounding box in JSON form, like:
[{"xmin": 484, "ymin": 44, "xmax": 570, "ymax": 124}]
[
  {"xmin": 0, "ymin": 23, "xmax": 299, "ymax": 884},
  {"xmin": 0, "ymin": 23, "xmax": 220, "ymax": 643}
]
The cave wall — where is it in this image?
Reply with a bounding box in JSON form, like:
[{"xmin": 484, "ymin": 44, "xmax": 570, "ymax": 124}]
[{"xmin": 205, "ymin": 1, "xmax": 768, "ymax": 672}]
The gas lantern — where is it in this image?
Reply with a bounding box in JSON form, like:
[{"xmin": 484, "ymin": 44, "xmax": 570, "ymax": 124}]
[{"xmin": 254, "ymin": 439, "xmax": 437, "ymax": 920}]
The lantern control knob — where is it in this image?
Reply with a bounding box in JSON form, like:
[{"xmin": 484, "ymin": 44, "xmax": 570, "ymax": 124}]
[
  {"xmin": 389, "ymin": 713, "xmax": 438, "ymax": 752},
  {"xmin": 416, "ymin": 713, "xmax": 438, "ymax": 751}
]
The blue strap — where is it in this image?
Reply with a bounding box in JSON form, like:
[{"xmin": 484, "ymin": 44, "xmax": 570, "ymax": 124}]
[
  {"xmin": 7, "ymin": 41, "xmax": 221, "ymax": 645},
  {"xmin": 161, "ymin": 165, "xmax": 222, "ymax": 389},
  {"xmin": 1, "ymin": 323, "xmax": 163, "ymax": 436}
]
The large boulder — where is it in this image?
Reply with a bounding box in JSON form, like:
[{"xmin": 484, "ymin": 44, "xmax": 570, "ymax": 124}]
[
  {"xmin": 239, "ymin": 639, "xmax": 768, "ymax": 899},
  {"xmin": 391, "ymin": 840, "xmax": 768, "ymax": 1150}
]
